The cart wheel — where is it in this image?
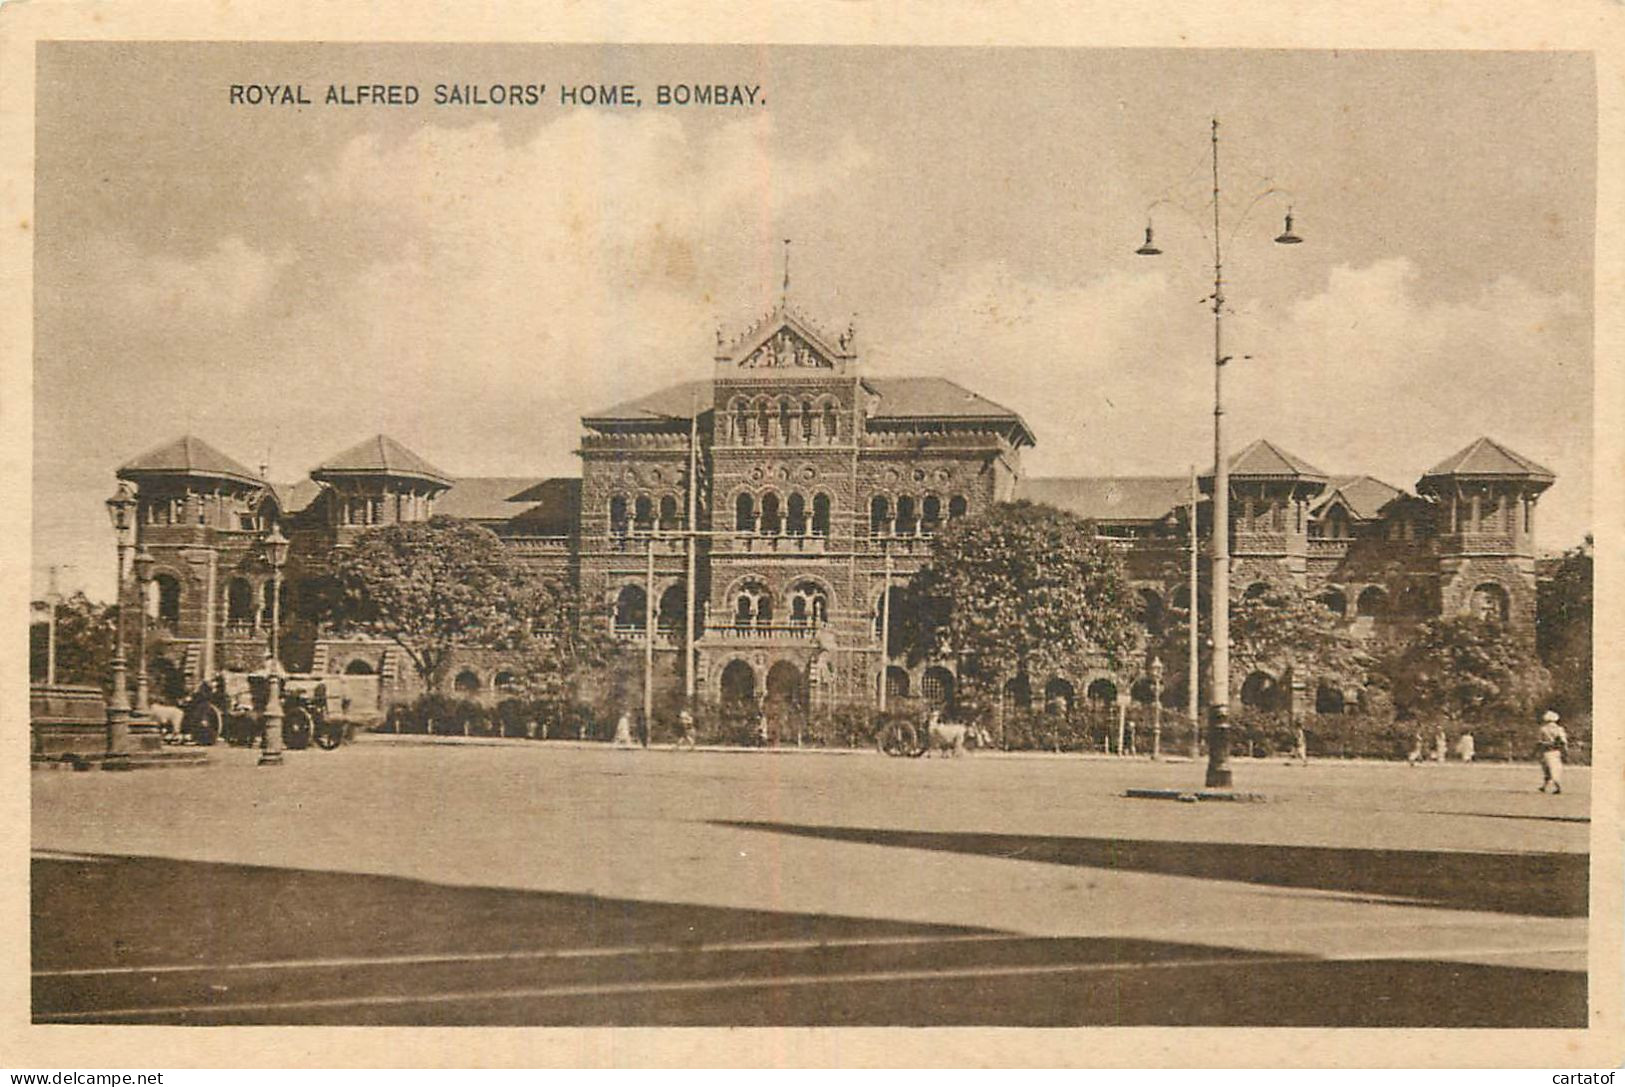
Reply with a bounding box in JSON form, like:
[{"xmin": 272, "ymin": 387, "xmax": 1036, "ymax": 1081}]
[
  {"xmin": 878, "ymin": 722, "xmax": 916, "ymax": 757},
  {"xmin": 185, "ymin": 703, "xmax": 221, "ymax": 747},
  {"xmin": 315, "ymin": 721, "xmax": 342, "ymax": 750},
  {"xmin": 284, "ymin": 706, "xmax": 312, "ymax": 750}
]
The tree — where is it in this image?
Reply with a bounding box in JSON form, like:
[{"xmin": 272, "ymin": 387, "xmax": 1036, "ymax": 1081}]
[
  {"xmin": 1154, "ymin": 581, "xmax": 1370, "ymax": 713},
  {"xmin": 1382, "ymin": 615, "xmax": 1550, "ymax": 754},
  {"xmin": 324, "ymin": 517, "xmax": 538, "ymax": 691},
  {"xmin": 507, "ymin": 579, "xmax": 618, "ymax": 709},
  {"xmin": 29, "ymin": 592, "xmax": 116, "ymax": 688},
  {"xmin": 907, "ymin": 501, "xmax": 1140, "ymax": 718},
  {"xmin": 1538, "ymin": 536, "xmax": 1592, "ymax": 721}
]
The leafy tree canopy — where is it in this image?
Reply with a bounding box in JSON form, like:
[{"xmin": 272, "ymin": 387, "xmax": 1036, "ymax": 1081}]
[
  {"xmin": 906, "ymin": 501, "xmax": 1140, "ymax": 707},
  {"xmin": 29, "ymin": 591, "xmax": 116, "ymax": 688},
  {"xmin": 1382, "ymin": 614, "xmax": 1549, "ymax": 725},
  {"xmin": 1537, "ymin": 536, "xmax": 1592, "ymax": 720},
  {"xmin": 324, "ymin": 517, "xmax": 544, "ymax": 689}
]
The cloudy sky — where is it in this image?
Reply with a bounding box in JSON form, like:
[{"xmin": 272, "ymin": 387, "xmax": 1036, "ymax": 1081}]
[{"xmin": 33, "ymin": 44, "xmax": 1594, "ymax": 598}]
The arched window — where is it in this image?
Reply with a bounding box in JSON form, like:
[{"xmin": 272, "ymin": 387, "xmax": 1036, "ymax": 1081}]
[
  {"xmin": 788, "ymin": 581, "xmax": 828, "ymax": 627},
  {"xmin": 1240, "ymin": 671, "xmax": 1278, "ymax": 710},
  {"xmin": 885, "ymin": 666, "xmax": 911, "ymax": 700},
  {"xmin": 1319, "ymin": 589, "xmax": 1348, "ymax": 617},
  {"xmin": 896, "ymin": 496, "xmax": 917, "ymax": 535},
  {"xmin": 948, "ymin": 495, "xmax": 968, "ymax": 520},
  {"xmin": 1045, "ymin": 678, "xmax": 1075, "ymax": 714},
  {"xmin": 732, "ymin": 398, "xmax": 749, "ymax": 443},
  {"xmin": 657, "ymin": 584, "xmax": 686, "ymax": 639},
  {"xmin": 1316, "ymin": 681, "xmax": 1346, "ymax": 715},
  {"xmin": 344, "ymin": 659, "xmax": 375, "ymax": 675},
  {"xmin": 812, "ymin": 493, "xmax": 832, "ymax": 537},
  {"xmin": 735, "ymin": 581, "xmax": 772, "ymax": 626},
  {"xmin": 453, "ymin": 670, "xmax": 481, "ymax": 694},
  {"xmin": 154, "ymin": 574, "xmax": 181, "ymax": 625},
  {"xmin": 870, "ymin": 495, "xmax": 891, "ymax": 536},
  {"xmin": 778, "ymin": 399, "xmax": 792, "ymax": 445},
  {"xmin": 760, "ymin": 492, "xmax": 782, "ymax": 535},
  {"xmin": 1086, "ymin": 677, "xmax": 1118, "ymax": 705},
  {"xmin": 495, "ymin": 670, "xmax": 518, "ymax": 693},
  {"xmin": 1137, "ymin": 589, "xmax": 1165, "ymax": 634},
  {"xmin": 609, "ymin": 495, "xmax": 629, "ymax": 536},
  {"xmin": 922, "ymin": 495, "xmax": 942, "ymax": 534},
  {"xmin": 721, "ymin": 660, "xmax": 757, "ymax": 707},
  {"xmin": 756, "ymin": 400, "xmax": 771, "ymax": 445},
  {"xmin": 633, "ymin": 495, "xmax": 653, "ymax": 530},
  {"xmin": 735, "ymin": 493, "xmax": 756, "ymax": 532},
  {"xmin": 922, "ymin": 666, "xmax": 955, "ymax": 711},
  {"xmin": 614, "ymin": 584, "xmax": 647, "ymax": 632},
  {"xmin": 823, "ymin": 402, "xmax": 839, "ymax": 442},
  {"xmin": 801, "ymin": 400, "xmax": 814, "ymax": 443},
  {"xmin": 1471, "ymin": 582, "xmax": 1510, "ymax": 623},
  {"xmin": 1004, "ymin": 674, "xmax": 1031, "ymax": 709},
  {"xmin": 787, "ymin": 493, "xmax": 807, "ymax": 535},
  {"xmin": 226, "ymin": 577, "xmax": 254, "ymax": 626},
  {"xmin": 659, "ymin": 494, "xmax": 679, "ymax": 531},
  {"xmin": 1356, "ymin": 586, "xmax": 1387, "ymax": 619}
]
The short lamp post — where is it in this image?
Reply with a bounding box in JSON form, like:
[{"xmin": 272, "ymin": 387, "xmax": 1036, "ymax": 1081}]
[
  {"xmin": 103, "ymin": 483, "xmax": 138, "ymax": 761},
  {"xmin": 258, "ymin": 523, "xmax": 289, "ymax": 767},
  {"xmin": 1150, "ymin": 655, "xmax": 1165, "ymax": 760},
  {"xmin": 132, "ymin": 545, "xmax": 155, "ymax": 713}
]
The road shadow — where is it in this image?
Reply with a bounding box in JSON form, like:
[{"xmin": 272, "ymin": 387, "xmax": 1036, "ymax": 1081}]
[
  {"xmin": 33, "ymin": 854, "xmax": 1584, "ymax": 1027},
  {"xmin": 715, "ymin": 822, "xmax": 1589, "ymax": 918}
]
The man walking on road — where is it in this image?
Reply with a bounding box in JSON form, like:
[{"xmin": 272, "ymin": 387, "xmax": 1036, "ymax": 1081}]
[{"xmin": 1536, "ymin": 710, "xmax": 1569, "ymax": 794}]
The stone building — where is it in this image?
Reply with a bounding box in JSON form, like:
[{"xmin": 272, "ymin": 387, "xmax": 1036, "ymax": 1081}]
[{"xmin": 114, "ymin": 302, "xmax": 1554, "ymax": 725}]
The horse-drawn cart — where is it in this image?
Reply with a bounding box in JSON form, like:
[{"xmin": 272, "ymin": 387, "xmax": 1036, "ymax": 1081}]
[{"xmin": 177, "ymin": 671, "xmax": 346, "ymax": 750}]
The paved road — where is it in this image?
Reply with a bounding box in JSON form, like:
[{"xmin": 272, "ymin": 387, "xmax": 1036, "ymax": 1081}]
[{"xmin": 31, "ymin": 741, "xmax": 1590, "ymax": 1026}]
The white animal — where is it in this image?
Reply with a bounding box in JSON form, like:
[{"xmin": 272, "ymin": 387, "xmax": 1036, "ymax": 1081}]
[
  {"xmin": 145, "ymin": 702, "xmax": 185, "ymax": 737},
  {"xmin": 927, "ymin": 721, "xmax": 989, "ymax": 757}
]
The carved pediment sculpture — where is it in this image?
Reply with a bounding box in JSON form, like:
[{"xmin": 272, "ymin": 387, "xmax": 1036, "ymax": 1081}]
[{"xmin": 740, "ymin": 327, "xmax": 833, "ymax": 370}]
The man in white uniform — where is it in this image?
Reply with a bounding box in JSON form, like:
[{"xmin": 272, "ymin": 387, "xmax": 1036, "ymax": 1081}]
[{"xmin": 1536, "ymin": 710, "xmax": 1569, "ymax": 794}]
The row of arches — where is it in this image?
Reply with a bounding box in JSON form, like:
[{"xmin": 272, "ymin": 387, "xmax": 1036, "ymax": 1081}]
[
  {"xmin": 734, "ymin": 491, "xmax": 833, "ymax": 536},
  {"xmin": 224, "ymin": 576, "xmax": 290, "ymax": 629},
  {"xmin": 608, "ymin": 493, "xmax": 683, "ymax": 535},
  {"xmin": 869, "ymin": 494, "xmax": 969, "ymax": 536},
  {"xmin": 726, "ymin": 395, "xmax": 845, "ymax": 446}
]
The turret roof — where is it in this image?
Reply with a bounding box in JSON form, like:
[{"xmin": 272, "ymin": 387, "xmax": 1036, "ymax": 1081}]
[
  {"xmin": 311, "ymin": 435, "xmax": 452, "ymax": 486},
  {"xmin": 1420, "ymin": 437, "xmax": 1555, "ymax": 482},
  {"xmin": 117, "ymin": 435, "xmax": 261, "ymax": 486},
  {"xmin": 1224, "ymin": 439, "xmax": 1329, "ymax": 481}
]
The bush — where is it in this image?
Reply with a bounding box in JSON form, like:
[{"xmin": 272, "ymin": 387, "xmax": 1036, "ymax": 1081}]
[{"xmin": 383, "ymin": 693, "xmax": 490, "ymax": 735}]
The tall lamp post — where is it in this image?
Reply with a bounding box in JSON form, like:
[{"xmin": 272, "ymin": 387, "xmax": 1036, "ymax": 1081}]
[
  {"xmin": 259, "ymin": 523, "xmax": 289, "ymax": 767},
  {"xmin": 133, "ymin": 546, "xmax": 155, "ymax": 712},
  {"xmin": 103, "ymin": 484, "xmax": 138, "ymax": 761},
  {"xmin": 1135, "ymin": 117, "xmax": 1303, "ymax": 788},
  {"xmin": 1150, "ymin": 655, "xmax": 1165, "ymax": 760}
]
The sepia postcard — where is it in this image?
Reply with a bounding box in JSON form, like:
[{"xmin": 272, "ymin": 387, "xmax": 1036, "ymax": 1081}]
[{"xmin": 2, "ymin": 0, "xmax": 1622, "ymax": 1071}]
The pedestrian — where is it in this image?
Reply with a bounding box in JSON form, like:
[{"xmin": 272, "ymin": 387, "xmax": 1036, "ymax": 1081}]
[
  {"xmin": 1293, "ymin": 725, "xmax": 1309, "ymax": 766},
  {"xmin": 1406, "ymin": 730, "xmax": 1424, "ymax": 766},
  {"xmin": 754, "ymin": 710, "xmax": 769, "ymax": 747},
  {"xmin": 675, "ymin": 708, "xmax": 697, "ymax": 751},
  {"xmin": 1433, "ymin": 726, "xmax": 1447, "ymax": 764},
  {"xmin": 612, "ymin": 708, "xmax": 635, "ymax": 749},
  {"xmin": 1535, "ymin": 710, "xmax": 1569, "ymax": 794},
  {"xmin": 1455, "ymin": 730, "xmax": 1475, "ymax": 764}
]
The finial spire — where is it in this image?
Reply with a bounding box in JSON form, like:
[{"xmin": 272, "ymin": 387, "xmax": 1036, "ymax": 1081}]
[{"xmin": 781, "ymin": 237, "xmax": 791, "ymax": 304}]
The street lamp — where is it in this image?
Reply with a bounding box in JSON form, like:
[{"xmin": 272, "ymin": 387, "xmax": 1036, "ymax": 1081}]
[
  {"xmin": 1150, "ymin": 655, "xmax": 1165, "ymax": 760},
  {"xmin": 1135, "ymin": 117, "xmax": 1304, "ymax": 789},
  {"xmin": 258, "ymin": 522, "xmax": 289, "ymax": 767},
  {"xmin": 132, "ymin": 545, "xmax": 155, "ymax": 712},
  {"xmin": 103, "ymin": 483, "xmax": 138, "ymax": 761}
]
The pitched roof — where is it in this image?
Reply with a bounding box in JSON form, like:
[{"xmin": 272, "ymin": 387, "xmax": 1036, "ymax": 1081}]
[
  {"xmin": 1017, "ymin": 476, "xmax": 1196, "ymax": 522},
  {"xmin": 1310, "ymin": 476, "xmax": 1407, "ymax": 521},
  {"xmin": 267, "ymin": 479, "xmax": 323, "ymax": 515},
  {"xmin": 117, "ymin": 435, "xmax": 260, "ymax": 486},
  {"xmin": 311, "ymin": 435, "xmax": 452, "ymax": 486},
  {"xmin": 1421, "ymin": 437, "xmax": 1555, "ymax": 482},
  {"xmin": 864, "ymin": 377, "xmax": 1031, "ymax": 433},
  {"xmin": 583, "ymin": 375, "xmax": 1034, "ymax": 445},
  {"xmin": 432, "ymin": 476, "xmax": 581, "ymax": 525},
  {"xmin": 1225, "ymin": 439, "xmax": 1328, "ymax": 481},
  {"xmin": 583, "ymin": 381, "xmax": 713, "ymax": 424}
]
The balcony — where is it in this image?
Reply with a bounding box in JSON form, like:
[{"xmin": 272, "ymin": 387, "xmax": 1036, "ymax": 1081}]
[
  {"xmin": 702, "ymin": 622, "xmax": 823, "ymax": 643},
  {"xmin": 723, "ymin": 533, "xmax": 831, "ymax": 555}
]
